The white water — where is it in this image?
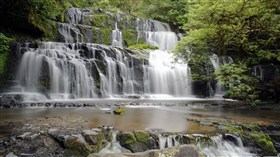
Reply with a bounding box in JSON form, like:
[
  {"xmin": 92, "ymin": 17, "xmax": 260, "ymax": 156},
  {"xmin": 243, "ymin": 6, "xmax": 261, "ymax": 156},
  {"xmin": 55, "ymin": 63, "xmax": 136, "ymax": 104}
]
[
  {"xmin": 12, "ymin": 9, "xmax": 193, "ymax": 101},
  {"xmin": 200, "ymin": 135, "xmax": 256, "ymax": 157},
  {"xmin": 99, "ymin": 132, "xmax": 130, "ymax": 155},
  {"xmin": 210, "ymin": 54, "xmax": 233, "ymax": 95},
  {"xmin": 14, "ymin": 42, "xmax": 192, "ymax": 100},
  {"xmin": 97, "ymin": 133, "xmax": 256, "ymax": 157},
  {"xmin": 159, "ymin": 134, "xmax": 256, "ymax": 157},
  {"xmin": 17, "ymin": 42, "xmax": 97, "ymax": 99},
  {"xmin": 159, "ymin": 134, "xmax": 179, "ymax": 149},
  {"xmin": 144, "ymin": 50, "xmax": 192, "ymax": 96},
  {"xmin": 136, "ymin": 18, "xmax": 178, "ymax": 50},
  {"xmin": 112, "ymin": 14, "xmax": 123, "ymax": 48}
]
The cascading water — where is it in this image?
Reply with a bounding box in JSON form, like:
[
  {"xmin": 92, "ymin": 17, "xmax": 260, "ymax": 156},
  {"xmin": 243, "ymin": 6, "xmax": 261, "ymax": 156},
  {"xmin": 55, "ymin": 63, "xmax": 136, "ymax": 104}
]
[
  {"xmin": 143, "ymin": 50, "xmax": 192, "ymax": 97},
  {"xmin": 158, "ymin": 134, "xmax": 179, "ymax": 149},
  {"xmin": 98, "ymin": 133, "xmax": 256, "ymax": 157},
  {"xmin": 112, "ymin": 14, "xmax": 123, "ymax": 47},
  {"xmin": 210, "ymin": 54, "xmax": 233, "ymax": 95},
  {"xmin": 199, "ymin": 135, "xmax": 256, "ymax": 157},
  {"xmin": 136, "ymin": 18, "xmax": 178, "ymax": 50},
  {"xmin": 253, "ymin": 64, "xmax": 280, "ymax": 82},
  {"xmin": 17, "ymin": 42, "xmax": 98, "ymax": 99},
  {"xmin": 11, "ymin": 8, "xmax": 192, "ymax": 101}
]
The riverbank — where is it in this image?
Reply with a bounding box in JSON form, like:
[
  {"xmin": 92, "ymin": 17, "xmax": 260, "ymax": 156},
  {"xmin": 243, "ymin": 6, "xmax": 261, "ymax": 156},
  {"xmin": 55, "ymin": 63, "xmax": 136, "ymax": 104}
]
[{"xmin": 0, "ymin": 103, "xmax": 280, "ymax": 156}]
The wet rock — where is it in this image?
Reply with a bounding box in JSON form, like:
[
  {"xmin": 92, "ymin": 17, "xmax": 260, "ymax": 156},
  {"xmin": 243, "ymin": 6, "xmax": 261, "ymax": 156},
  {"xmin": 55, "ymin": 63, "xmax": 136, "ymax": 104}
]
[
  {"xmin": 19, "ymin": 153, "xmax": 36, "ymax": 157},
  {"xmin": 64, "ymin": 134, "xmax": 91, "ymax": 156},
  {"xmin": 41, "ymin": 135, "xmax": 62, "ymax": 152},
  {"xmin": 83, "ymin": 128, "xmax": 112, "ymax": 153},
  {"xmin": 117, "ymin": 131, "xmax": 150, "ymax": 153},
  {"xmin": 113, "ymin": 107, "xmax": 125, "ymax": 115},
  {"xmin": 222, "ymin": 134, "xmax": 239, "ymax": 146},
  {"xmin": 6, "ymin": 152, "xmax": 18, "ymax": 157},
  {"xmin": 176, "ymin": 134, "xmax": 196, "ymax": 145},
  {"xmin": 16, "ymin": 132, "xmax": 31, "ymax": 140}
]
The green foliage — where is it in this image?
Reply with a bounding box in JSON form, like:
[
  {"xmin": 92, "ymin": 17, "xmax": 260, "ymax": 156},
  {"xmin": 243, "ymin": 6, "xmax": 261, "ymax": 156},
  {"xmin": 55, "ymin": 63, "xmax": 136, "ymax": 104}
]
[
  {"xmin": 215, "ymin": 63, "xmax": 259, "ymax": 103},
  {"xmin": 101, "ymin": 28, "xmax": 112, "ymax": 45},
  {"xmin": 122, "ymin": 29, "xmax": 138, "ymax": 47},
  {"xmin": 136, "ymin": 0, "xmax": 188, "ymax": 29},
  {"xmin": 128, "ymin": 44, "xmax": 158, "ymax": 50},
  {"xmin": 0, "ymin": 33, "xmax": 14, "ymax": 75},
  {"xmin": 177, "ymin": 0, "xmax": 280, "ymax": 64}
]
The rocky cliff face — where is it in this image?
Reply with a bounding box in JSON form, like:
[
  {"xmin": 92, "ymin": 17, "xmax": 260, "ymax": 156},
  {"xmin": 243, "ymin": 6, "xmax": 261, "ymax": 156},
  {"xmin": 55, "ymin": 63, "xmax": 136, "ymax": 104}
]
[{"xmin": 2, "ymin": 8, "xmax": 194, "ymax": 100}]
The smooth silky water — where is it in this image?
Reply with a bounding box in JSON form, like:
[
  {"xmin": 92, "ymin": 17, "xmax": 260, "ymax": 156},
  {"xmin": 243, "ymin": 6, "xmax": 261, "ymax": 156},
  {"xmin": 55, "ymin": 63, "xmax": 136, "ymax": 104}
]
[
  {"xmin": 1, "ymin": 103, "xmax": 279, "ymax": 132},
  {"xmin": 1, "ymin": 9, "xmax": 277, "ymax": 156}
]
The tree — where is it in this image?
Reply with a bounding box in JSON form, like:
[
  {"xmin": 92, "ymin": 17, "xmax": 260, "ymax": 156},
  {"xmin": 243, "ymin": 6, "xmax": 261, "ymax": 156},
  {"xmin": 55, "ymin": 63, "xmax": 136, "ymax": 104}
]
[
  {"xmin": 136, "ymin": 0, "xmax": 189, "ymax": 30},
  {"xmin": 174, "ymin": 0, "xmax": 280, "ymax": 101}
]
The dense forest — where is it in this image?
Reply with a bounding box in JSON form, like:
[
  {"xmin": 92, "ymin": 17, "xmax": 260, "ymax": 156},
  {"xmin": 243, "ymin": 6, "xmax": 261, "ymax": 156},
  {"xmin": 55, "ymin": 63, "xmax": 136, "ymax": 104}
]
[{"xmin": 0, "ymin": 0, "xmax": 279, "ymax": 104}]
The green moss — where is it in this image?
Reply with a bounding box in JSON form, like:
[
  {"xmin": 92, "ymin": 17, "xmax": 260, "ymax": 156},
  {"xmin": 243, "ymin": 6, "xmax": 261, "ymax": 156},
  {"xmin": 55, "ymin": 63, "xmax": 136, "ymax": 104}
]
[
  {"xmin": 91, "ymin": 133, "xmax": 107, "ymax": 153},
  {"xmin": 242, "ymin": 124, "xmax": 261, "ymax": 132},
  {"xmin": 92, "ymin": 27, "xmax": 100, "ymax": 44},
  {"xmin": 137, "ymin": 37, "xmax": 146, "ymax": 44},
  {"xmin": 134, "ymin": 131, "xmax": 149, "ymax": 143},
  {"xmin": 104, "ymin": 130, "xmax": 113, "ymax": 142},
  {"xmin": 92, "ymin": 15, "xmax": 110, "ymax": 28},
  {"xmin": 250, "ymin": 133, "xmax": 277, "ymax": 155},
  {"xmin": 113, "ymin": 107, "xmax": 125, "ymax": 115},
  {"xmin": 65, "ymin": 136, "xmax": 91, "ymax": 156},
  {"xmin": 122, "ymin": 29, "xmax": 138, "ymax": 47},
  {"xmin": 117, "ymin": 132, "xmax": 137, "ymax": 152},
  {"xmin": 101, "ymin": 28, "xmax": 111, "ymax": 45},
  {"xmin": 223, "ymin": 125, "xmax": 244, "ymax": 135},
  {"xmin": 0, "ymin": 33, "xmax": 14, "ymax": 75},
  {"xmin": 128, "ymin": 44, "xmax": 158, "ymax": 50}
]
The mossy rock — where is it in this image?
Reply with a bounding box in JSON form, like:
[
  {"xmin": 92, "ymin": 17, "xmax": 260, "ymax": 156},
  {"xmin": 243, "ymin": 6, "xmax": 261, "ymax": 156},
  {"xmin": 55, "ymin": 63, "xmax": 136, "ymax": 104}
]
[
  {"xmin": 250, "ymin": 133, "xmax": 277, "ymax": 156},
  {"xmin": 64, "ymin": 135, "xmax": 91, "ymax": 156},
  {"xmin": 122, "ymin": 29, "xmax": 138, "ymax": 47},
  {"xmin": 101, "ymin": 28, "xmax": 112, "ymax": 45},
  {"xmin": 92, "ymin": 27, "xmax": 112, "ymax": 45},
  {"xmin": 222, "ymin": 125, "xmax": 244, "ymax": 135},
  {"xmin": 113, "ymin": 107, "xmax": 125, "ymax": 115},
  {"xmin": 91, "ymin": 14, "xmax": 115, "ymax": 29},
  {"xmin": 117, "ymin": 132, "xmax": 137, "ymax": 152},
  {"xmin": 137, "ymin": 37, "xmax": 146, "ymax": 44},
  {"xmin": 83, "ymin": 130, "xmax": 108, "ymax": 153},
  {"xmin": 92, "ymin": 27, "xmax": 103, "ymax": 44},
  {"xmin": 195, "ymin": 135, "xmax": 212, "ymax": 148},
  {"xmin": 128, "ymin": 44, "xmax": 158, "ymax": 50},
  {"xmin": 177, "ymin": 135, "xmax": 196, "ymax": 145},
  {"xmin": 134, "ymin": 131, "xmax": 149, "ymax": 143}
]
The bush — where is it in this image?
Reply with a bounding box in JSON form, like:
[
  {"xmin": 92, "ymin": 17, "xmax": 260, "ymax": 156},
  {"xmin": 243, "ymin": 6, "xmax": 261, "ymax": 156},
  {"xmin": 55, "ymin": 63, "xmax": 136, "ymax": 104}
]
[{"xmin": 0, "ymin": 33, "xmax": 14, "ymax": 75}]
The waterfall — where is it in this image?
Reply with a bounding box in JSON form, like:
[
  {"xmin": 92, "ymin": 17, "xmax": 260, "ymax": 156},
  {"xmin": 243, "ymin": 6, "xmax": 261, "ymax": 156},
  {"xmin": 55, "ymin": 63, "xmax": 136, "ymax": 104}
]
[
  {"xmin": 159, "ymin": 134, "xmax": 179, "ymax": 149},
  {"xmin": 136, "ymin": 18, "xmax": 178, "ymax": 50},
  {"xmin": 11, "ymin": 8, "xmax": 194, "ymax": 101},
  {"xmin": 199, "ymin": 135, "xmax": 256, "ymax": 157},
  {"xmin": 144, "ymin": 50, "xmax": 192, "ymax": 97},
  {"xmin": 158, "ymin": 134, "xmax": 255, "ymax": 157},
  {"xmin": 17, "ymin": 42, "xmax": 97, "ymax": 99},
  {"xmin": 99, "ymin": 131, "xmax": 130, "ymax": 155},
  {"xmin": 252, "ymin": 64, "xmax": 280, "ymax": 82},
  {"xmin": 210, "ymin": 54, "xmax": 233, "ymax": 95},
  {"xmin": 112, "ymin": 14, "xmax": 123, "ymax": 47}
]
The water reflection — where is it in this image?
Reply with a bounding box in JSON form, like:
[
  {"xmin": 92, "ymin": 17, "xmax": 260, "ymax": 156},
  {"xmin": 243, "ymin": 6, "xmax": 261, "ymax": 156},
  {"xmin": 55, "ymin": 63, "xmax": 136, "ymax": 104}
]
[{"xmin": 0, "ymin": 105, "xmax": 279, "ymax": 132}]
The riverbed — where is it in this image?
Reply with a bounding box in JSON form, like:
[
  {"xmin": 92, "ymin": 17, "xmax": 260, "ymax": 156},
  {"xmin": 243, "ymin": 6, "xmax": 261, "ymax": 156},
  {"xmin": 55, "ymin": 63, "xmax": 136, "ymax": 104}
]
[{"xmin": 1, "ymin": 103, "xmax": 279, "ymax": 133}]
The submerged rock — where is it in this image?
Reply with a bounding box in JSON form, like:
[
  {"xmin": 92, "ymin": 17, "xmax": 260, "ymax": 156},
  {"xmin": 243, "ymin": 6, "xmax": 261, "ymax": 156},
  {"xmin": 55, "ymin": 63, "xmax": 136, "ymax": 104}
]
[{"xmin": 113, "ymin": 107, "xmax": 125, "ymax": 115}]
